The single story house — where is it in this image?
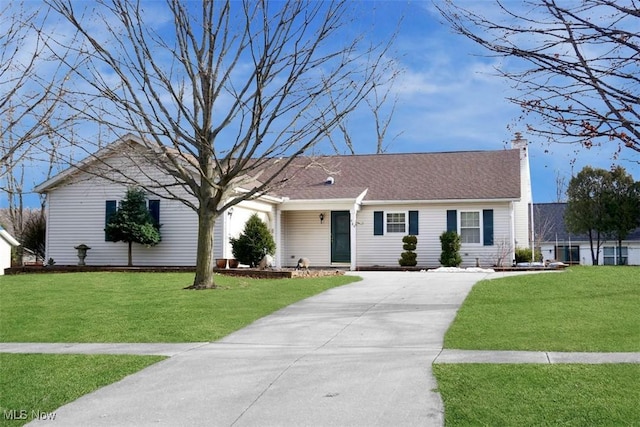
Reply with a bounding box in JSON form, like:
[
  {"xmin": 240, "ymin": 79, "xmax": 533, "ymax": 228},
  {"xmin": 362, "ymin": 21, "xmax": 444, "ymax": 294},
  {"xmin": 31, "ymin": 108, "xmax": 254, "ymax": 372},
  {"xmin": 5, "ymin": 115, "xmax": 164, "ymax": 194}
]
[
  {"xmin": 35, "ymin": 134, "xmax": 533, "ymax": 270},
  {"xmin": 533, "ymin": 203, "xmax": 640, "ymax": 266},
  {"xmin": 0, "ymin": 227, "xmax": 20, "ymax": 275}
]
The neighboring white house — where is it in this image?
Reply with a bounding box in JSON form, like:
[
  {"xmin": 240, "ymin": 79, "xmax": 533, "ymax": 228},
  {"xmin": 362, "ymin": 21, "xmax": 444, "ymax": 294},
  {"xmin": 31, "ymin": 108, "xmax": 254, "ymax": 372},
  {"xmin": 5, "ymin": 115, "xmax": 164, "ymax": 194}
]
[
  {"xmin": 35, "ymin": 133, "xmax": 533, "ymax": 270},
  {"xmin": 534, "ymin": 203, "xmax": 640, "ymax": 266},
  {"xmin": 0, "ymin": 227, "xmax": 20, "ymax": 275}
]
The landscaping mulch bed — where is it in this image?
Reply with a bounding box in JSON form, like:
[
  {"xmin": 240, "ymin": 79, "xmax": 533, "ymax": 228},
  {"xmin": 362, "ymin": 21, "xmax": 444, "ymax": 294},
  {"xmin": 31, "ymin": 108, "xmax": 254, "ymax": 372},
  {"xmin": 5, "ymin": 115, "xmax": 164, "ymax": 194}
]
[
  {"xmin": 5, "ymin": 263, "xmax": 567, "ymax": 277},
  {"xmin": 4, "ymin": 265, "xmax": 346, "ymax": 279}
]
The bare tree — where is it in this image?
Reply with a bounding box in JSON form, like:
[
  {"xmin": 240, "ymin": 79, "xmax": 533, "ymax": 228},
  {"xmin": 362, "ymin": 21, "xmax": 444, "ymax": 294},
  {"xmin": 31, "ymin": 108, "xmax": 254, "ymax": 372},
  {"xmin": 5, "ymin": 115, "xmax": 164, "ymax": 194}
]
[
  {"xmin": 488, "ymin": 236, "xmax": 512, "ymax": 267},
  {"xmin": 533, "ymin": 204, "xmax": 556, "ymax": 261},
  {"xmin": 47, "ymin": 0, "xmax": 395, "ymax": 289},
  {"xmin": 437, "ymin": 0, "xmax": 640, "ymax": 157},
  {"xmin": 0, "ymin": 3, "xmax": 75, "ymax": 178},
  {"xmin": 1, "ymin": 3, "xmax": 76, "ymax": 261},
  {"xmin": 555, "ymin": 170, "xmax": 567, "ymax": 202}
]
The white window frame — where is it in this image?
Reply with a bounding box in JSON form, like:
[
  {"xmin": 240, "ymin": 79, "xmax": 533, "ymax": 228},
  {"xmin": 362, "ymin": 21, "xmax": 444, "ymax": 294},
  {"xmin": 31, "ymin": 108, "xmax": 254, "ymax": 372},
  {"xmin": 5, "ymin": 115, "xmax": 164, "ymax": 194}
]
[
  {"xmin": 459, "ymin": 211, "xmax": 481, "ymax": 245},
  {"xmin": 603, "ymin": 246, "xmax": 628, "ymax": 265},
  {"xmin": 385, "ymin": 211, "xmax": 406, "ymax": 234}
]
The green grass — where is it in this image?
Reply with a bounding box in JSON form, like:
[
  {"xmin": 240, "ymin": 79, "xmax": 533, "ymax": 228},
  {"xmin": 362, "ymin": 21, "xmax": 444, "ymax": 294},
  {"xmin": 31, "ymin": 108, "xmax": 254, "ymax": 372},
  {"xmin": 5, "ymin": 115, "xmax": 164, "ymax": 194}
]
[
  {"xmin": 0, "ymin": 272, "xmax": 360, "ymax": 343},
  {"xmin": 436, "ymin": 266, "xmax": 640, "ymax": 426},
  {"xmin": 0, "ymin": 353, "xmax": 165, "ymax": 427},
  {"xmin": 433, "ymin": 364, "xmax": 640, "ymax": 426},
  {"xmin": 444, "ymin": 266, "xmax": 640, "ymax": 352},
  {"xmin": 0, "ymin": 272, "xmax": 358, "ymax": 424}
]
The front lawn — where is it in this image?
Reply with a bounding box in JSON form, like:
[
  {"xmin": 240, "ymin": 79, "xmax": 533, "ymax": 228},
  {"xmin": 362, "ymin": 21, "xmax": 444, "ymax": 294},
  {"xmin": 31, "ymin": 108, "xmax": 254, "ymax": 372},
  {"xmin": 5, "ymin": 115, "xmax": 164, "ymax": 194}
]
[
  {"xmin": 444, "ymin": 266, "xmax": 640, "ymax": 352},
  {"xmin": 433, "ymin": 363, "xmax": 640, "ymax": 426},
  {"xmin": 0, "ymin": 272, "xmax": 360, "ymax": 343},
  {"xmin": 435, "ymin": 266, "xmax": 640, "ymax": 426},
  {"xmin": 0, "ymin": 272, "xmax": 358, "ymax": 426},
  {"xmin": 0, "ymin": 353, "xmax": 165, "ymax": 427}
]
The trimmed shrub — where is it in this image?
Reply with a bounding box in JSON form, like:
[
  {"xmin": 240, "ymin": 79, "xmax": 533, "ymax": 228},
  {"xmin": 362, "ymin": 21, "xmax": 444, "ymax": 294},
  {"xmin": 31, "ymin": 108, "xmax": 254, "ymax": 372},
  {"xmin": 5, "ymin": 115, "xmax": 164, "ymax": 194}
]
[
  {"xmin": 399, "ymin": 235, "xmax": 418, "ymax": 267},
  {"xmin": 515, "ymin": 247, "xmax": 543, "ymax": 263},
  {"xmin": 230, "ymin": 213, "xmax": 276, "ymax": 267},
  {"xmin": 439, "ymin": 231, "xmax": 462, "ymax": 267}
]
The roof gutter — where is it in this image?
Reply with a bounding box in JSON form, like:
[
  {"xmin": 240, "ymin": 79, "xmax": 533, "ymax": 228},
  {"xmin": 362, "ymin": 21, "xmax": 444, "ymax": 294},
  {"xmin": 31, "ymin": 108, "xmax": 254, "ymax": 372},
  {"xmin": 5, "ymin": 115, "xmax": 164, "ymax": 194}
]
[
  {"xmin": 361, "ymin": 197, "xmax": 520, "ymax": 205},
  {"xmin": 0, "ymin": 229, "xmax": 20, "ymax": 247}
]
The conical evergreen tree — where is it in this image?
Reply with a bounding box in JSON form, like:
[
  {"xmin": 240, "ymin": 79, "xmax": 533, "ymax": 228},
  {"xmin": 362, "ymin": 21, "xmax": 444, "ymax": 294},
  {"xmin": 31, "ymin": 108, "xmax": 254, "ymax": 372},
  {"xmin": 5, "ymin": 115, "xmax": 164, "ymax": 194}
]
[
  {"xmin": 230, "ymin": 213, "xmax": 275, "ymax": 267},
  {"xmin": 105, "ymin": 187, "xmax": 161, "ymax": 266}
]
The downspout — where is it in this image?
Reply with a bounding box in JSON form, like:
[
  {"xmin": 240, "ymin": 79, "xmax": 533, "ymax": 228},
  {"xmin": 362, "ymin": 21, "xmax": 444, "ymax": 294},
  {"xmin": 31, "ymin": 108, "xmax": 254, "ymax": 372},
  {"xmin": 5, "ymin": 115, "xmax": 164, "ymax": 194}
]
[
  {"xmin": 44, "ymin": 192, "xmax": 51, "ymax": 263},
  {"xmin": 530, "ymin": 202, "xmax": 535, "ymax": 262},
  {"xmin": 350, "ymin": 189, "xmax": 368, "ymax": 271},
  {"xmin": 510, "ymin": 201, "xmax": 516, "ymax": 265},
  {"xmin": 274, "ymin": 206, "xmax": 282, "ymax": 269}
]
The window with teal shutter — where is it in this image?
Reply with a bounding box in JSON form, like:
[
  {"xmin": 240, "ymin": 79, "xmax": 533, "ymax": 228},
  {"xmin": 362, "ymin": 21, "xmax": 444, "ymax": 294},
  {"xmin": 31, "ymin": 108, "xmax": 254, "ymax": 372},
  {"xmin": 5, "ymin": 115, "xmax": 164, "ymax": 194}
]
[
  {"xmin": 374, "ymin": 211, "xmax": 383, "ymax": 235},
  {"xmin": 446, "ymin": 210, "xmax": 457, "ymax": 232},
  {"xmin": 148, "ymin": 200, "xmax": 160, "ymax": 227},
  {"xmin": 483, "ymin": 209, "xmax": 494, "ymax": 246},
  {"xmin": 105, "ymin": 200, "xmax": 117, "ymax": 241},
  {"xmin": 409, "ymin": 210, "xmax": 419, "ymax": 235}
]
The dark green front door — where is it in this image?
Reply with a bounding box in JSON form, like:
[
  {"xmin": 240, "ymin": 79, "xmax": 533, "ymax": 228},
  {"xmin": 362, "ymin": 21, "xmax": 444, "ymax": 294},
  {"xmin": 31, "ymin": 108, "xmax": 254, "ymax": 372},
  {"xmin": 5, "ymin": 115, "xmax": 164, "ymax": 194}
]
[{"xmin": 331, "ymin": 211, "xmax": 351, "ymax": 263}]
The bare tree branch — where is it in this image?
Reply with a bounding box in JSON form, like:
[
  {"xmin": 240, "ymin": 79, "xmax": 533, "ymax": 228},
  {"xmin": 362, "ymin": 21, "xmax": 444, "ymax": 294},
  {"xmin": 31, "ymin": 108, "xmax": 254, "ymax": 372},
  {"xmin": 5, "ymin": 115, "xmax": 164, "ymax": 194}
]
[
  {"xmin": 46, "ymin": 0, "xmax": 397, "ymax": 288},
  {"xmin": 437, "ymin": 0, "xmax": 639, "ymax": 158},
  {"xmin": 0, "ymin": 3, "xmax": 76, "ymax": 177}
]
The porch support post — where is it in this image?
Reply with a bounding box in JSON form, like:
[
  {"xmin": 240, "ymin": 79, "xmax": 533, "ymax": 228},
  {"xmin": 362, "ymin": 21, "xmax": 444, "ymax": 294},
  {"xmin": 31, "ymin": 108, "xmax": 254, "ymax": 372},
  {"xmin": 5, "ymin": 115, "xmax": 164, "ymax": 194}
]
[
  {"xmin": 350, "ymin": 208, "xmax": 357, "ymax": 271},
  {"xmin": 222, "ymin": 207, "xmax": 230, "ymax": 259},
  {"xmin": 274, "ymin": 206, "xmax": 282, "ymax": 269}
]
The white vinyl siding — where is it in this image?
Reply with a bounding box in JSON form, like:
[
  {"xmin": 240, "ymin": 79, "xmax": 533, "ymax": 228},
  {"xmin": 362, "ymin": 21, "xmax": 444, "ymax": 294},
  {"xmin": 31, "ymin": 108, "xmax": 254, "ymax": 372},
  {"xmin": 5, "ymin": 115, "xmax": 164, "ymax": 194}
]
[
  {"xmin": 43, "ymin": 151, "xmax": 280, "ymax": 267},
  {"xmin": 45, "ymin": 179, "xmax": 202, "ymax": 266},
  {"xmin": 1, "ymin": 235, "xmax": 17, "ymax": 274},
  {"xmin": 281, "ymin": 211, "xmax": 331, "ymax": 267},
  {"xmin": 225, "ymin": 203, "xmax": 273, "ymax": 263},
  {"xmin": 357, "ymin": 203, "xmax": 513, "ymax": 268}
]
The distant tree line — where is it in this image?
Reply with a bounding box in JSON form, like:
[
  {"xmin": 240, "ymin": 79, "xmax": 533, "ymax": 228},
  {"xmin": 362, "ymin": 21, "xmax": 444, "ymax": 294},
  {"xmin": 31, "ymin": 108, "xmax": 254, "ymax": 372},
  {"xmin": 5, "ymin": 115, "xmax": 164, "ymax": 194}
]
[{"xmin": 565, "ymin": 166, "xmax": 640, "ymax": 265}]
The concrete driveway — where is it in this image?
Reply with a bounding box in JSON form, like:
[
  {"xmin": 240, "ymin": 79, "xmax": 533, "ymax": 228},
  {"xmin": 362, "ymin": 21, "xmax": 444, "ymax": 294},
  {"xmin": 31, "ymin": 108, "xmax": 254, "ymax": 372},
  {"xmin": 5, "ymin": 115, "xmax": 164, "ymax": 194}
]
[{"xmin": 28, "ymin": 270, "xmax": 495, "ymax": 427}]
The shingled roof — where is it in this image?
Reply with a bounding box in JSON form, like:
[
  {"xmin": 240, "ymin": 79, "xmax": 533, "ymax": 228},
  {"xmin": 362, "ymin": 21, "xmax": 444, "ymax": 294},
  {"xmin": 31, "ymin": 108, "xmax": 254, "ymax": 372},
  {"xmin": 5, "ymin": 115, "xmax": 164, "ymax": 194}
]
[{"xmin": 266, "ymin": 149, "xmax": 522, "ymax": 202}]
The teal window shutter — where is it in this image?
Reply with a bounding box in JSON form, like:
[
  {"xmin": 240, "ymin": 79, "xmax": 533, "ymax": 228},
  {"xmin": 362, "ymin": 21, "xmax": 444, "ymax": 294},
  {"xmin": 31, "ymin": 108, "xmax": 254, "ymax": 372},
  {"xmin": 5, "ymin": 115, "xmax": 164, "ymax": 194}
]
[
  {"xmin": 446, "ymin": 210, "xmax": 457, "ymax": 232},
  {"xmin": 105, "ymin": 200, "xmax": 117, "ymax": 241},
  {"xmin": 483, "ymin": 209, "xmax": 494, "ymax": 246},
  {"xmin": 149, "ymin": 200, "xmax": 160, "ymax": 227},
  {"xmin": 409, "ymin": 210, "xmax": 419, "ymax": 235},
  {"xmin": 374, "ymin": 211, "xmax": 383, "ymax": 235}
]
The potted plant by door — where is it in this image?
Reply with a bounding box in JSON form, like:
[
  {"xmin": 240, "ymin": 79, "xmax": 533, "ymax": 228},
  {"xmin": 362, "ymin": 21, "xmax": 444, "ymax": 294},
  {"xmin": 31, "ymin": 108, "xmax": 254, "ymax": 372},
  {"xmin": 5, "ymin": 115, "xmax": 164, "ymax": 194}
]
[
  {"xmin": 228, "ymin": 259, "xmax": 239, "ymax": 268},
  {"xmin": 216, "ymin": 258, "xmax": 228, "ymax": 269}
]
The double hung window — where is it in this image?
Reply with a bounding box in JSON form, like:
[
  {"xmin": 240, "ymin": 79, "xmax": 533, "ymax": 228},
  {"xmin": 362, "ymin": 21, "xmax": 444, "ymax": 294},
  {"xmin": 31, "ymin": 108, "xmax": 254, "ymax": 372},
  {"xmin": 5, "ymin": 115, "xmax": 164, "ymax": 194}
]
[
  {"xmin": 386, "ymin": 212, "xmax": 406, "ymax": 233},
  {"xmin": 460, "ymin": 211, "xmax": 480, "ymax": 244}
]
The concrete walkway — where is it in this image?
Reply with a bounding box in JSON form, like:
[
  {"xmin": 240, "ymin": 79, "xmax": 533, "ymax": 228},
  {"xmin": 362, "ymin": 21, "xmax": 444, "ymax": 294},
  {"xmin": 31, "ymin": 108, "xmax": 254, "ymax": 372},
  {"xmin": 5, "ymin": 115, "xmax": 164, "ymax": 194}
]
[{"xmin": 2, "ymin": 271, "xmax": 637, "ymax": 427}]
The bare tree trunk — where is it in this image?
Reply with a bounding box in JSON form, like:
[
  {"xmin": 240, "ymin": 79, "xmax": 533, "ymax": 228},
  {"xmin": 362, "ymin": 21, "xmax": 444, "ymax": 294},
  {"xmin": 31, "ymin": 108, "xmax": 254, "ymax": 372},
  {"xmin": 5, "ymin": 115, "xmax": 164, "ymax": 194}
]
[
  {"xmin": 128, "ymin": 241, "xmax": 132, "ymax": 267},
  {"xmin": 617, "ymin": 238, "xmax": 624, "ymax": 266},
  {"xmin": 187, "ymin": 207, "xmax": 217, "ymax": 289}
]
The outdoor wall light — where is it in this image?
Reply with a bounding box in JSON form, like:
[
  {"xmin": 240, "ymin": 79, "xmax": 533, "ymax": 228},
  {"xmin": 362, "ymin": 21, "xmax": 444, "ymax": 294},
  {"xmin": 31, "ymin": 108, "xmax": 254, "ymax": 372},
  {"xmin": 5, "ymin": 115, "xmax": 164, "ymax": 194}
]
[
  {"xmin": 227, "ymin": 208, "xmax": 234, "ymax": 217},
  {"xmin": 319, "ymin": 213, "xmax": 325, "ymax": 224}
]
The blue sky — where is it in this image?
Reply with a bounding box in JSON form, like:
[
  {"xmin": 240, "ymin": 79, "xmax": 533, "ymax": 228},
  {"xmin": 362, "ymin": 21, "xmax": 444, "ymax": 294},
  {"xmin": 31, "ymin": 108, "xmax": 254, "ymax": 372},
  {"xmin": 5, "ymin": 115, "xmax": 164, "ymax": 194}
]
[
  {"xmin": 354, "ymin": 1, "xmax": 638, "ymax": 202},
  {"xmin": 4, "ymin": 0, "xmax": 637, "ymax": 208}
]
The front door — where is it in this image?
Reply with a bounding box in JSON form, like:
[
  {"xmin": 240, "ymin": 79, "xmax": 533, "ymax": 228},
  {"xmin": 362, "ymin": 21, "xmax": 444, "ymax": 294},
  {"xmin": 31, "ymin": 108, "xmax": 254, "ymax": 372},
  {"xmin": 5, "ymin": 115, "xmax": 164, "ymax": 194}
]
[{"xmin": 331, "ymin": 211, "xmax": 351, "ymax": 263}]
